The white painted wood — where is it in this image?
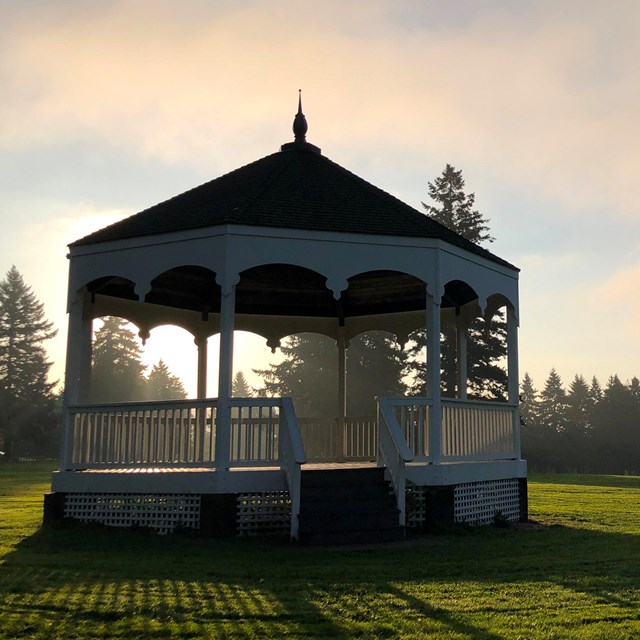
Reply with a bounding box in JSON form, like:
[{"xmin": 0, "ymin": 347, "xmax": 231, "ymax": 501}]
[
  {"xmin": 426, "ymin": 291, "xmax": 442, "ymax": 465},
  {"xmin": 507, "ymin": 305, "xmax": 521, "ymax": 458},
  {"xmin": 66, "ymin": 399, "xmax": 218, "ymax": 469},
  {"xmin": 377, "ymin": 397, "xmax": 414, "ymax": 525},
  {"xmin": 278, "ymin": 397, "xmax": 306, "ymax": 539},
  {"xmin": 196, "ymin": 335, "xmax": 207, "ymax": 400},
  {"xmin": 441, "ymin": 398, "xmax": 517, "ymax": 461},
  {"xmin": 214, "ymin": 286, "xmax": 235, "ymax": 474},
  {"xmin": 337, "ymin": 325, "xmax": 347, "ymax": 461},
  {"xmin": 456, "ymin": 316, "xmax": 468, "ymax": 400}
]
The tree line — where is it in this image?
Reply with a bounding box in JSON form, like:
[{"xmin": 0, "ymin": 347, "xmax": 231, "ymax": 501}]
[{"xmin": 521, "ymin": 369, "xmax": 640, "ymax": 474}]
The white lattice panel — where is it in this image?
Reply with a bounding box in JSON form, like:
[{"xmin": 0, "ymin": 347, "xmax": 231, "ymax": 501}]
[
  {"xmin": 64, "ymin": 493, "xmax": 201, "ymax": 534},
  {"xmin": 236, "ymin": 491, "xmax": 291, "ymax": 536},
  {"xmin": 454, "ymin": 479, "xmax": 520, "ymax": 525},
  {"xmin": 405, "ymin": 483, "xmax": 427, "ymax": 528}
]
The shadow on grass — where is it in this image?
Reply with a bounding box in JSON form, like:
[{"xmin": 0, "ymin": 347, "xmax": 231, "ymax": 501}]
[{"xmin": 1, "ymin": 517, "xmax": 639, "ymax": 639}]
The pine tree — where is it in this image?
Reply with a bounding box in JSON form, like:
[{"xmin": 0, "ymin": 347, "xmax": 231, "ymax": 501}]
[
  {"xmin": 255, "ymin": 334, "xmax": 337, "ymax": 417},
  {"xmin": 566, "ymin": 374, "xmax": 592, "ymax": 429},
  {"xmin": 519, "ymin": 372, "xmax": 539, "ymax": 426},
  {"xmin": 422, "ymin": 164, "xmax": 495, "ymax": 245},
  {"xmin": 232, "ymin": 371, "xmax": 253, "ymax": 397},
  {"xmin": 407, "ymin": 164, "xmax": 506, "ymax": 399},
  {"xmin": 0, "ymin": 266, "xmax": 58, "ymax": 456},
  {"xmin": 538, "ymin": 368, "xmax": 568, "ymax": 432},
  {"xmin": 254, "ymin": 332, "xmax": 406, "ymax": 418},
  {"xmin": 146, "ymin": 359, "xmax": 186, "ymax": 400},
  {"xmin": 589, "ymin": 376, "xmax": 603, "ymax": 404},
  {"xmin": 90, "ymin": 316, "xmax": 147, "ymax": 403}
]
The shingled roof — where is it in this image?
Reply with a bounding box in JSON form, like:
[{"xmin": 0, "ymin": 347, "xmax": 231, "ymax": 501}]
[{"xmin": 71, "ymin": 106, "xmax": 516, "ymax": 270}]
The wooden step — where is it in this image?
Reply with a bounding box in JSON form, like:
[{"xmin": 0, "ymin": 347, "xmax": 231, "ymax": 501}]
[{"xmin": 297, "ymin": 466, "xmax": 404, "ymax": 545}]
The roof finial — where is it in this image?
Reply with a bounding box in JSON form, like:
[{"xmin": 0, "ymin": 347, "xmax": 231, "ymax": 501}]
[{"xmin": 293, "ymin": 89, "xmax": 308, "ymax": 142}]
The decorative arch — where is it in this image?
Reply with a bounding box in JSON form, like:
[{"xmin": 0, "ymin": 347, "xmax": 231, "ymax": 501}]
[
  {"xmin": 236, "ymin": 263, "xmax": 336, "ymax": 317},
  {"xmin": 145, "ymin": 265, "xmax": 220, "ymax": 316},
  {"xmin": 340, "ymin": 270, "xmax": 427, "ymax": 317}
]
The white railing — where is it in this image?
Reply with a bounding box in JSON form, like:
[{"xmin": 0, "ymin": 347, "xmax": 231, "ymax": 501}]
[
  {"xmin": 228, "ymin": 399, "xmax": 280, "ymax": 467},
  {"xmin": 299, "ymin": 416, "xmax": 377, "ymax": 461},
  {"xmin": 377, "ymin": 397, "xmax": 414, "ymax": 525},
  {"xmin": 441, "ymin": 399, "xmax": 518, "ymax": 461},
  {"xmin": 65, "ymin": 399, "xmax": 217, "ymax": 469},
  {"xmin": 390, "ymin": 398, "xmax": 432, "ymax": 461},
  {"xmin": 278, "ymin": 397, "xmax": 307, "ymax": 540}
]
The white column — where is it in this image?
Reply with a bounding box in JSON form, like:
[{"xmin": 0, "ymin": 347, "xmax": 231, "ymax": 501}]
[
  {"xmin": 214, "ymin": 286, "xmax": 236, "ymax": 472},
  {"xmin": 195, "ymin": 335, "xmax": 208, "ymax": 400},
  {"xmin": 426, "ymin": 290, "xmax": 442, "ymax": 464},
  {"xmin": 61, "ymin": 293, "xmax": 92, "ymax": 467},
  {"xmin": 337, "ymin": 324, "xmax": 347, "ymax": 461},
  {"xmin": 507, "ymin": 305, "xmax": 521, "ymax": 458},
  {"xmin": 456, "ymin": 316, "xmax": 468, "ymax": 400}
]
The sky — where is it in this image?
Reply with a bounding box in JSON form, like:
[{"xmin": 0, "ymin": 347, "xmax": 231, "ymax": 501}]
[{"xmin": 1, "ymin": 0, "xmax": 639, "ymax": 397}]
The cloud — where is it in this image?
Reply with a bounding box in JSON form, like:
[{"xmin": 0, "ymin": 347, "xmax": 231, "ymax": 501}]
[{"xmin": 0, "ymin": 1, "xmax": 638, "ymax": 218}]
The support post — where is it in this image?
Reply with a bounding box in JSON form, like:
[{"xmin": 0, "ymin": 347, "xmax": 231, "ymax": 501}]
[
  {"xmin": 195, "ymin": 335, "xmax": 208, "ymax": 400},
  {"xmin": 507, "ymin": 305, "xmax": 521, "ymax": 458},
  {"xmin": 337, "ymin": 324, "xmax": 347, "ymax": 461},
  {"xmin": 214, "ymin": 286, "xmax": 236, "ymax": 474},
  {"xmin": 455, "ymin": 315, "xmax": 467, "ymax": 400},
  {"xmin": 426, "ymin": 290, "xmax": 442, "ymax": 464},
  {"xmin": 61, "ymin": 293, "xmax": 92, "ymax": 468}
]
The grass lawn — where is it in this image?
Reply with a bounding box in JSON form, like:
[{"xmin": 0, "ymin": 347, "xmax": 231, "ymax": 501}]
[{"xmin": 0, "ymin": 464, "xmax": 638, "ymax": 639}]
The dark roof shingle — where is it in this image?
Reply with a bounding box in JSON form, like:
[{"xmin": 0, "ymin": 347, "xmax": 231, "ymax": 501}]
[{"xmin": 71, "ymin": 144, "xmax": 516, "ymax": 270}]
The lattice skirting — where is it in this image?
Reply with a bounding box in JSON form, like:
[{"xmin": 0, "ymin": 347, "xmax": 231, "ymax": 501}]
[
  {"xmin": 236, "ymin": 491, "xmax": 291, "ymax": 536},
  {"xmin": 405, "ymin": 483, "xmax": 428, "ymax": 529},
  {"xmin": 64, "ymin": 493, "xmax": 201, "ymax": 535},
  {"xmin": 454, "ymin": 478, "xmax": 521, "ymax": 525},
  {"xmin": 406, "ymin": 478, "xmax": 522, "ymax": 528}
]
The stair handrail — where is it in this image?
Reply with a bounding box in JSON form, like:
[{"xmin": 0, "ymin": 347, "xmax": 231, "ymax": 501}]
[
  {"xmin": 377, "ymin": 396, "xmax": 414, "ymax": 526},
  {"xmin": 278, "ymin": 397, "xmax": 307, "ymax": 540}
]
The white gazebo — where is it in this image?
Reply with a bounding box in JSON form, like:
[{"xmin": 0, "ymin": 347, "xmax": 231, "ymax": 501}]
[{"xmin": 47, "ymin": 99, "xmax": 526, "ymax": 543}]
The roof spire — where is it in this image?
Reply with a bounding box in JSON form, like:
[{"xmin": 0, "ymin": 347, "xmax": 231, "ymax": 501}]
[
  {"xmin": 280, "ymin": 90, "xmax": 321, "ymax": 154},
  {"xmin": 293, "ymin": 89, "xmax": 308, "ymax": 142}
]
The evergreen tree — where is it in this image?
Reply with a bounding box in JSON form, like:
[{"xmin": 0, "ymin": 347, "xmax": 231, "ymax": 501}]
[
  {"xmin": 0, "ymin": 266, "xmax": 58, "ymax": 456},
  {"xmin": 538, "ymin": 368, "xmax": 568, "ymax": 432},
  {"xmin": 589, "ymin": 376, "xmax": 603, "ymax": 404},
  {"xmin": 422, "ymin": 164, "xmax": 495, "ymax": 245},
  {"xmin": 519, "ymin": 372, "xmax": 539, "ymax": 426},
  {"xmin": 566, "ymin": 374, "xmax": 592, "ymax": 429},
  {"xmin": 590, "ymin": 375, "xmax": 640, "ymax": 474},
  {"xmin": 90, "ymin": 316, "xmax": 147, "ymax": 403},
  {"xmin": 255, "ymin": 331, "xmax": 406, "ymax": 418},
  {"xmin": 232, "ymin": 371, "xmax": 253, "ymax": 397},
  {"xmin": 407, "ymin": 164, "xmax": 506, "ymax": 399},
  {"xmin": 146, "ymin": 359, "xmax": 186, "ymax": 400},
  {"xmin": 255, "ymin": 334, "xmax": 337, "ymax": 417},
  {"xmin": 628, "ymin": 376, "xmax": 640, "ymax": 400}
]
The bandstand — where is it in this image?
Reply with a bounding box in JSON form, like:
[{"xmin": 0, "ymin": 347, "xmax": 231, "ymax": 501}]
[{"xmin": 46, "ymin": 99, "xmax": 527, "ymax": 544}]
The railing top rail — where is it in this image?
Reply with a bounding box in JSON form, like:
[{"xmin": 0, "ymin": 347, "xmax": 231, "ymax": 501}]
[
  {"xmin": 68, "ymin": 398, "xmax": 219, "ymax": 412},
  {"xmin": 68, "ymin": 396, "xmax": 291, "ymax": 413},
  {"xmin": 441, "ymin": 398, "xmax": 518, "ymax": 410},
  {"xmin": 228, "ymin": 397, "xmax": 284, "ymax": 408},
  {"xmin": 377, "ymin": 397, "xmax": 414, "ymax": 462},
  {"xmin": 280, "ymin": 397, "xmax": 307, "ymax": 465},
  {"xmin": 380, "ymin": 396, "xmax": 434, "ymax": 407}
]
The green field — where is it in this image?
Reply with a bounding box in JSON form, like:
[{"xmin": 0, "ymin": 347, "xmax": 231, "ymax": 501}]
[{"xmin": 1, "ymin": 464, "xmax": 638, "ymax": 639}]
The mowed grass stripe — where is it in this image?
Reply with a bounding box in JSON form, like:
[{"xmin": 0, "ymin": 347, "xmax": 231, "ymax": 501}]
[{"xmin": 0, "ymin": 464, "xmax": 638, "ymax": 639}]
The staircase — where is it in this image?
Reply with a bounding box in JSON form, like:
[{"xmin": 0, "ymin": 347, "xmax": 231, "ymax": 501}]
[{"xmin": 297, "ymin": 466, "xmax": 404, "ymax": 545}]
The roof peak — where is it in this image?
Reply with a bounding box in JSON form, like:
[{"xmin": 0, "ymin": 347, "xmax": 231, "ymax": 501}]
[{"xmin": 281, "ymin": 90, "xmax": 321, "ymax": 154}]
